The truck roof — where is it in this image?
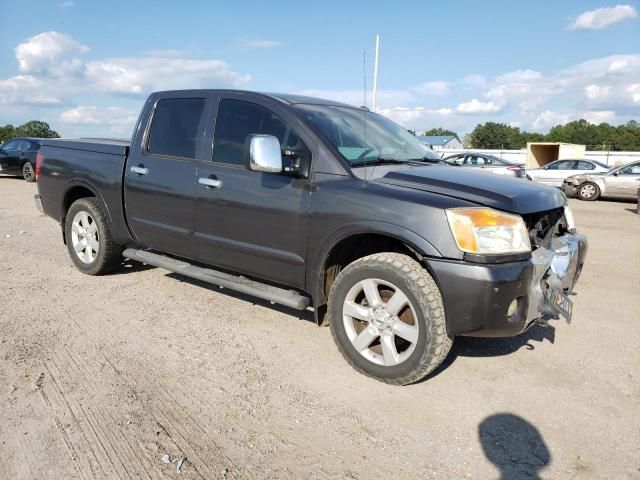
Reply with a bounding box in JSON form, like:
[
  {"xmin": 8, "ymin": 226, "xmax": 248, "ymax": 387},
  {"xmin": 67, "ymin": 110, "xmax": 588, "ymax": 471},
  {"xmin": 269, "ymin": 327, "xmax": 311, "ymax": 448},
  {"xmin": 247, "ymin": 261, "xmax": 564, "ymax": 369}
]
[{"xmin": 154, "ymin": 89, "xmax": 360, "ymax": 109}]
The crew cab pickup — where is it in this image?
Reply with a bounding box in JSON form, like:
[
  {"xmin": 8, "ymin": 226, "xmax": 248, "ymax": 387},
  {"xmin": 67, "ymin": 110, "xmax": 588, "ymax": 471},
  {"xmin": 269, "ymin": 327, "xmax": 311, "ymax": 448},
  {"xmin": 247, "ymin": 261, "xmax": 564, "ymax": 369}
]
[{"xmin": 35, "ymin": 90, "xmax": 587, "ymax": 384}]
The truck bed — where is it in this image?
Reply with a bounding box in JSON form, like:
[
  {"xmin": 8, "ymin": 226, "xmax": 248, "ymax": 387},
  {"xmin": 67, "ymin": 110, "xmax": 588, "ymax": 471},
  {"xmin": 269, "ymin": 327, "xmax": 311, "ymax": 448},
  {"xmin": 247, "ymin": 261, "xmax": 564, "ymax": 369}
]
[
  {"xmin": 41, "ymin": 138, "xmax": 130, "ymax": 156},
  {"xmin": 37, "ymin": 137, "xmax": 133, "ymax": 245}
]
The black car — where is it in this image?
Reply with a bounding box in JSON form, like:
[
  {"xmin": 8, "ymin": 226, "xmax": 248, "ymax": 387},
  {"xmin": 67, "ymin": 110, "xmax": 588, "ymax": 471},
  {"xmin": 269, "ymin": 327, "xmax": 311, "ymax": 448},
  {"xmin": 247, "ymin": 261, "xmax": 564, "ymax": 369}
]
[
  {"xmin": 443, "ymin": 152, "xmax": 526, "ymax": 178},
  {"xmin": 0, "ymin": 137, "xmax": 42, "ymax": 182}
]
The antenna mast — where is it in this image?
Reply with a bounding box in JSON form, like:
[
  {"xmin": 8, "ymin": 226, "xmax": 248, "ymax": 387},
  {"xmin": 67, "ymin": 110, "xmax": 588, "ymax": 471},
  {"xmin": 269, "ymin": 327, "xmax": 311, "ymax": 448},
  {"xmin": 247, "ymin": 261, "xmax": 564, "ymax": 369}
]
[{"xmin": 371, "ymin": 34, "xmax": 380, "ymax": 111}]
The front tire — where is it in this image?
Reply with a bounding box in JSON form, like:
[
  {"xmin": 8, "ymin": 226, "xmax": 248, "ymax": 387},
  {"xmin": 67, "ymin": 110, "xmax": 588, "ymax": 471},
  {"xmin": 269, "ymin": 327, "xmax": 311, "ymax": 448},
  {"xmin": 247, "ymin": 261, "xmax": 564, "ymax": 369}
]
[
  {"xmin": 328, "ymin": 253, "xmax": 452, "ymax": 385},
  {"xmin": 22, "ymin": 162, "xmax": 36, "ymax": 182},
  {"xmin": 65, "ymin": 198, "xmax": 123, "ymax": 275},
  {"xmin": 577, "ymin": 182, "xmax": 600, "ymax": 201}
]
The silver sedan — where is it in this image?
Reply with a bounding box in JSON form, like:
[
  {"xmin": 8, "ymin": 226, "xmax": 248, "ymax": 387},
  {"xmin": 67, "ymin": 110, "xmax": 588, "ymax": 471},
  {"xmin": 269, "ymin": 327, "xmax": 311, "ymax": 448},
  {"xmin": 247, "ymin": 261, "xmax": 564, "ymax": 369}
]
[{"xmin": 562, "ymin": 160, "xmax": 640, "ymax": 201}]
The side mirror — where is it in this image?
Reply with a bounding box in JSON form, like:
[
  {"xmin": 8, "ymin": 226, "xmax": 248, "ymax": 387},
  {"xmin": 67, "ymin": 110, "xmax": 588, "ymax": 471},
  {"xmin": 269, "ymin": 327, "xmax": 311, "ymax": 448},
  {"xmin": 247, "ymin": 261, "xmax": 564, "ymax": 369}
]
[{"xmin": 245, "ymin": 134, "xmax": 283, "ymax": 173}]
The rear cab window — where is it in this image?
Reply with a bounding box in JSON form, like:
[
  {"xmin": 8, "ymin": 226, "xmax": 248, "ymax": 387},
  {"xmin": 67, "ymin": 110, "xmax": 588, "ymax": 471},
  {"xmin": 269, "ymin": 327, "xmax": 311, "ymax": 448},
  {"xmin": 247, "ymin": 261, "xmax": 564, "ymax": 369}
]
[{"xmin": 146, "ymin": 98, "xmax": 206, "ymax": 159}]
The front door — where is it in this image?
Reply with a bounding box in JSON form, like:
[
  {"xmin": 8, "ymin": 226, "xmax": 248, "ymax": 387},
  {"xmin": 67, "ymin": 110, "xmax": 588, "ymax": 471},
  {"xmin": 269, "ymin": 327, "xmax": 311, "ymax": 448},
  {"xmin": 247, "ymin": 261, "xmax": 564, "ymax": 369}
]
[
  {"xmin": 124, "ymin": 96, "xmax": 207, "ymax": 259},
  {"xmin": 0, "ymin": 139, "xmax": 23, "ymax": 174},
  {"xmin": 194, "ymin": 98, "xmax": 311, "ymax": 288},
  {"xmin": 542, "ymin": 160, "xmax": 577, "ymax": 186},
  {"xmin": 604, "ymin": 162, "xmax": 640, "ymax": 197}
]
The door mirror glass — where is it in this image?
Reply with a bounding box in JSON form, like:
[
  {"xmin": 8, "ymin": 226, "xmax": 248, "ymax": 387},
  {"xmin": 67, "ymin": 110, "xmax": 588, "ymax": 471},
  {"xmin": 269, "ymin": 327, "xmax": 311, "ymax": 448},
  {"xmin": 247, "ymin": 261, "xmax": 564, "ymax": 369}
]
[{"xmin": 246, "ymin": 134, "xmax": 283, "ymax": 173}]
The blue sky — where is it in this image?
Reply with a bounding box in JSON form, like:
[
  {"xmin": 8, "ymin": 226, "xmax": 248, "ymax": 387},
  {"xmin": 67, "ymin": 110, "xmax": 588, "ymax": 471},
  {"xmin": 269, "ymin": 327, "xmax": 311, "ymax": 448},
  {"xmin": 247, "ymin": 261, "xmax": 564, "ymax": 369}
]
[{"xmin": 0, "ymin": 0, "xmax": 638, "ymax": 137}]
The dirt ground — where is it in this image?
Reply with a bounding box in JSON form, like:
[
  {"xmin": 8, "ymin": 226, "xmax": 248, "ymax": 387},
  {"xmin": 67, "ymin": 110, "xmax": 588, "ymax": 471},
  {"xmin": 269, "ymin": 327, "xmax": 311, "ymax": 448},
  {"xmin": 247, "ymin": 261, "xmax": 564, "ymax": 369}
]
[{"xmin": 0, "ymin": 177, "xmax": 638, "ymax": 479}]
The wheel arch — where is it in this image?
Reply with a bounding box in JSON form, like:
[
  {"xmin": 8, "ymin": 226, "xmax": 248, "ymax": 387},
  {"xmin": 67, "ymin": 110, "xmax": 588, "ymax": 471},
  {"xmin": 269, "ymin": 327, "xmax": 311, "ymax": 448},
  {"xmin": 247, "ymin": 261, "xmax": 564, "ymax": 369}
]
[
  {"xmin": 309, "ymin": 222, "xmax": 442, "ymax": 319},
  {"xmin": 60, "ymin": 181, "xmax": 111, "ymax": 244}
]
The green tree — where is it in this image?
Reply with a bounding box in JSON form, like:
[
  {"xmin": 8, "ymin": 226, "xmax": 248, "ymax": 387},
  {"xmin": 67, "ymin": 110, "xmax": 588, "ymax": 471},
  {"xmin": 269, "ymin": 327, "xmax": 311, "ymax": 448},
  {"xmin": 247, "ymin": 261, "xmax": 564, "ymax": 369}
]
[
  {"xmin": 0, "ymin": 124, "xmax": 16, "ymax": 143},
  {"xmin": 14, "ymin": 120, "xmax": 59, "ymax": 139},
  {"xmin": 467, "ymin": 122, "xmax": 525, "ymax": 149},
  {"xmin": 422, "ymin": 127, "xmax": 457, "ymax": 137}
]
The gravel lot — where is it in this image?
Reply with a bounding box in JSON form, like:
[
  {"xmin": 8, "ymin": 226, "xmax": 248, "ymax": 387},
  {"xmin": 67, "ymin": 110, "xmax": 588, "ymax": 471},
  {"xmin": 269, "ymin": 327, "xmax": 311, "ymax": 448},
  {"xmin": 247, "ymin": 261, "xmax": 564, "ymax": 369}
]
[{"xmin": 1, "ymin": 177, "xmax": 639, "ymax": 479}]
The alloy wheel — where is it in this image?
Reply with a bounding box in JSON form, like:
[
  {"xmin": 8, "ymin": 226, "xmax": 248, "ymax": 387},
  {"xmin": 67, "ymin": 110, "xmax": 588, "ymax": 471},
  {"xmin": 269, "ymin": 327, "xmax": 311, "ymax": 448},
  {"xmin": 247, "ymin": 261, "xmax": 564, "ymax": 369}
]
[{"xmin": 71, "ymin": 211, "xmax": 99, "ymax": 264}]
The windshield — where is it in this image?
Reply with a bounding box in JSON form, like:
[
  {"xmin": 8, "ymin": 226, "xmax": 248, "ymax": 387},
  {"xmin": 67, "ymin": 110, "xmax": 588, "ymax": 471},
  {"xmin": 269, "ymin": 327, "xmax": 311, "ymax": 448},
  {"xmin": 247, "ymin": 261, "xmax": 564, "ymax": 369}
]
[{"xmin": 295, "ymin": 104, "xmax": 432, "ymax": 164}]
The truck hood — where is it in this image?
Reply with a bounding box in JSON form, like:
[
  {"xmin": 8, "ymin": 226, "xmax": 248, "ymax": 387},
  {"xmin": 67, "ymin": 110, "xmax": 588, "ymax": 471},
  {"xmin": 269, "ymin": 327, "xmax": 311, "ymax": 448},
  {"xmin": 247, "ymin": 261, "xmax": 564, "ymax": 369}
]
[{"xmin": 377, "ymin": 165, "xmax": 566, "ymax": 214}]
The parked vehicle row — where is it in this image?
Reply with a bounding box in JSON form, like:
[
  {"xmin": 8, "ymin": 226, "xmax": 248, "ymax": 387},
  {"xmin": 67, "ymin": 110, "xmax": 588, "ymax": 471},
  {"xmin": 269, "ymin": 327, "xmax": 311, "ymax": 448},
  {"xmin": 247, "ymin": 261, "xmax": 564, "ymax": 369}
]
[
  {"xmin": 0, "ymin": 137, "xmax": 42, "ymax": 182},
  {"xmin": 34, "ymin": 89, "xmax": 587, "ymax": 385},
  {"xmin": 442, "ymin": 153, "xmax": 525, "ymax": 178}
]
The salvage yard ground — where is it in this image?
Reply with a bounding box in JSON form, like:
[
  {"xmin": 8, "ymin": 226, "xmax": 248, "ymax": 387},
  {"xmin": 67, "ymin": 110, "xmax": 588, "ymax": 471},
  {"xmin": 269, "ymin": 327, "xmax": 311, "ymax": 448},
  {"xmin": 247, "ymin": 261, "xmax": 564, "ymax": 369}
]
[{"xmin": 1, "ymin": 178, "xmax": 639, "ymax": 479}]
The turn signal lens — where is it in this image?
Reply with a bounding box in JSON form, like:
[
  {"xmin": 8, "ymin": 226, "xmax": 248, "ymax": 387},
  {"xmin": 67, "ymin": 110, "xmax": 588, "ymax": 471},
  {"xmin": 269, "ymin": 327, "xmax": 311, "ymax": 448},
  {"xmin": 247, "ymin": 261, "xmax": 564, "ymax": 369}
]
[{"xmin": 445, "ymin": 208, "xmax": 531, "ymax": 255}]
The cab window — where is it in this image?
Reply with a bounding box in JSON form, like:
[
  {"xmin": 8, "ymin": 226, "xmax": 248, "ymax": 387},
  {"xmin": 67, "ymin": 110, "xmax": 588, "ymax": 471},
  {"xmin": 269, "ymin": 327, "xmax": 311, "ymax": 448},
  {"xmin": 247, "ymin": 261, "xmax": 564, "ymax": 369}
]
[
  {"xmin": 146, "ymin": 98, "xmax": 206, "ymax": 159},
  {"xmin": 212, "ymin": 99, "xmax": 304, "ymax": 166},
  {"xmin": 547, "ymin": 160, "xmax": 575, "ymax": 170},
  {"xmin": 576, "ymin": 161, "xmax": 595, "ymax": 170},
  {"xmin": 620, "ymin": 163, "xmax": 640, "ymax": 174}
]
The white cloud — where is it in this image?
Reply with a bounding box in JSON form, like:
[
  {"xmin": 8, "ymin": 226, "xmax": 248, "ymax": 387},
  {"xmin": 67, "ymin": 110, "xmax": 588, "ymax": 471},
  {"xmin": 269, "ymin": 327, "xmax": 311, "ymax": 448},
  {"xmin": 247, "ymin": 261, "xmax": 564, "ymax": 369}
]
[
  {"xmin": 463, "ymin": 74, "xmax": 487, "ymax": 88},
  {"xmin": 456, "ymin": 98, "xmax": 501, "ymax": 114},
  {"xmin": 59, "ymin": 1, "xmax": 75, "ymax": 7},
  {"xmin": 583, "ymin": 110, "xmax": 616, "ymax": 124},
  {"xmin": 412, "ymin": 81, "xmax": 450, "ymax": 96},
  {"xmin": 15, "ymin": 31, "xmax": 89, "ymax": 74},
  {"xmin": 495, "ymin": 69, "xmax": 542, "ymax": 83},
  {"xmin": 629, "ymin": 84, "xmax": 640, "ymax": 104},
  {"xmin": 533, "ymin": 109, "xmax": 616, "ymax": 130},
  {"xmin": 239, "ymin": 39, "xmax": 283, "ymax": 49},
  {"xmin": 60, "ymin": 106, "xmax": 138, "ymax": 126},
  {"xmin": 584, "ymin": 84, "xmax": 611, "ymax": 100},
  {"xmin": 569, "ymin": 4, "xmax": 638, "ymax": 30},
  {"xmin": 0, "ymin": 75, "xmax": 63, "ymax": 106},
  {"xmin": 84, "ymin": 56, "xmax": 251, "ymax": 95}
]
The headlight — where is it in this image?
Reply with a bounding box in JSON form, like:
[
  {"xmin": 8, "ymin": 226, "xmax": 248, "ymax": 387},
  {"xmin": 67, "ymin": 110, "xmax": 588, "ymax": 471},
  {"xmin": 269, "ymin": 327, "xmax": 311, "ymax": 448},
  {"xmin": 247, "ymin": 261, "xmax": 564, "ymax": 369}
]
[
  {"xmin": 564, "ymin": 205, "xmax": 576, "ymax": 231},
  {"xmin": 445, "ymin": 207, "xmax": 531, "ymax": 254}
]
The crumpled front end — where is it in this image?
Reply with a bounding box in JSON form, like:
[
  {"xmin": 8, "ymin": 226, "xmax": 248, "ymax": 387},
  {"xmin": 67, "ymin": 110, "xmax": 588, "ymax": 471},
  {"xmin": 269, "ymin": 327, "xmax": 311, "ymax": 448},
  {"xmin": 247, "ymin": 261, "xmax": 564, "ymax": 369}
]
[
  {"xmin": 427, "ymin": 206, "xmax": 588, "ymax": 338},
  {"xmin": 527, "ymin": 232, "xmax": 587, "ymax": 323}
]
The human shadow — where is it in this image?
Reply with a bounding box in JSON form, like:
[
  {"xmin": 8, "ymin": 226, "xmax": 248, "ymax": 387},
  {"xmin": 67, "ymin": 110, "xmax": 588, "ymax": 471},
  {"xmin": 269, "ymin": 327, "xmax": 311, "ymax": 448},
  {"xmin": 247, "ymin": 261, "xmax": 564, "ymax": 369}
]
[
  {"xmin": 422, "ymin": 324, "xmax": 556, "ymax": 382},
  {"xmin": 479, "ymin": 413, "xmax": 551, "ymax": 479}
]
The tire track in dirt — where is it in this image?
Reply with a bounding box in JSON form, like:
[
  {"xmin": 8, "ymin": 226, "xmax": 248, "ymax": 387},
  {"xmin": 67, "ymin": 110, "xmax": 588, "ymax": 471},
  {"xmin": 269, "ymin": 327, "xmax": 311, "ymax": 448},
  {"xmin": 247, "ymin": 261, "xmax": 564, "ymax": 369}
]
[{"xmin": 58, "ymin": 303, "xmax": 234, "ymax": 479}]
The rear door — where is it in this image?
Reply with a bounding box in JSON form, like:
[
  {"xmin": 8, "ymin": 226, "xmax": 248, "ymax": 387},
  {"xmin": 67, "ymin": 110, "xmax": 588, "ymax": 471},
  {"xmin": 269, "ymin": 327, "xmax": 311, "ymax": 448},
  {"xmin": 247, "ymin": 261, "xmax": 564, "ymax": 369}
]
[
  {"xmin": 194, "ymin": 95, "xmax": 312, "ymax": 288},
  {"xmin": 124, "ymin": 94, "xmax": 209, "ymax": 259},
  {"xmin": 604, "ymin": 162, "xmax": 640, "ymax": 197}
]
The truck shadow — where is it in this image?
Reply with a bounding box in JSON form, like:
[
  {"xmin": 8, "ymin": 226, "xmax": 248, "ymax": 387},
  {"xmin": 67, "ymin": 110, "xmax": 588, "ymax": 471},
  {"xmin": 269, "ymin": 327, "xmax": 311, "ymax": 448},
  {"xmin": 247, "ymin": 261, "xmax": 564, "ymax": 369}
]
[
  {"xmin": 479, "ymin": 413, "xmax": 551, "ymax": 479},
  {"xmin": 424, "ymin": 324, "xmax": 556, "ymax": 382}
]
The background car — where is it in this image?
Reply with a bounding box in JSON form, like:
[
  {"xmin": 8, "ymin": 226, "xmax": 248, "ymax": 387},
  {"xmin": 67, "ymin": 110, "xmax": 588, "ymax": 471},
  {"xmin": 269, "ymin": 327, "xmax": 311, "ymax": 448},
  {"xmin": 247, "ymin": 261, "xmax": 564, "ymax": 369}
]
[
  {"xmin": 0, "ymin": 137, "xmax": 42, "ymax": 182},
  {"xmin": 420, "ymin": 148, "xmax": 446, "ymax": 164},
  {"xmin": 563, "ymin": 160, "xmax": 640, "ymax": 201},
  {"xmin": 442, "ymin": 153, "xmax": 525, "ymax": 178},
  {"xmin": 526, "ymin": 158, "xmax": 610, "ymax": 187}
]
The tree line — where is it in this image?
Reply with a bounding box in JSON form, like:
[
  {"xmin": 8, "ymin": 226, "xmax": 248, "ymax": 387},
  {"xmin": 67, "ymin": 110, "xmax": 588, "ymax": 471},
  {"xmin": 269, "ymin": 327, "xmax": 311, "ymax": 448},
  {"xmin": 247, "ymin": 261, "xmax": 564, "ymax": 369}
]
[
  {"xmin": 0, "ymin": 121, "xmax": 59, "ymax": 143},
  {"xmin": 419, "ymin": 120, "xmax": 640, "ymax": 151}
]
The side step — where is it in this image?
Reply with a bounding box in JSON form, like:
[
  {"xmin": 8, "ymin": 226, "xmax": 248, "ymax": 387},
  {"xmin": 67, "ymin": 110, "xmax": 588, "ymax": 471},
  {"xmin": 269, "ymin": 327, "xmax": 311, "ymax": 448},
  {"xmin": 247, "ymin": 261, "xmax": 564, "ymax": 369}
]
[{"xmin": 123, "ymin": 248, "xmax": 310, "ymax": 310}]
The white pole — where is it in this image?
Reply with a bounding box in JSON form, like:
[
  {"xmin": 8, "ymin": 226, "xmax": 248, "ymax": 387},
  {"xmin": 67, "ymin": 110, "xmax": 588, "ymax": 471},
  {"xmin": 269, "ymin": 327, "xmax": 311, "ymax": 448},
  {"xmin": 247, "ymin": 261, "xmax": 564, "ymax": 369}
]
[{"xmin": 372, "ymin": 34, "xmax": 380, "ymax": 111}]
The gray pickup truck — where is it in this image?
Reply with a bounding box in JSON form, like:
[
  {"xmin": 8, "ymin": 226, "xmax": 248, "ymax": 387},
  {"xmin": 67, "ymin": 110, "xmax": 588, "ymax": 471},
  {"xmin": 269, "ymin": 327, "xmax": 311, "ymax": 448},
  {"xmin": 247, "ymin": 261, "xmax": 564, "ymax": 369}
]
[{"xmin": 35, "ymin": 90, "xmax": 587, "ymax": 384}]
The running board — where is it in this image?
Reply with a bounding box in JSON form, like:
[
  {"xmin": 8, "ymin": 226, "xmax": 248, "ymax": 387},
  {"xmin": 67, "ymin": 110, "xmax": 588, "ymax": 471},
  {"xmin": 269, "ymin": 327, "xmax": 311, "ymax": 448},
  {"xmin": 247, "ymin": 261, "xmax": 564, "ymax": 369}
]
[{"xmin": 123, "ymin": 248, "xmax": 310, "ymax": 310}]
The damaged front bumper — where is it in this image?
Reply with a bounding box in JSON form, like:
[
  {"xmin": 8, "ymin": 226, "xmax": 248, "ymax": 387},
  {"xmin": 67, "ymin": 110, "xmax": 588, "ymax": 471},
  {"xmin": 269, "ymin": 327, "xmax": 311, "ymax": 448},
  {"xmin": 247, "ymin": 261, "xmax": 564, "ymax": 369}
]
[{"xmin": 425, "ymin": 232, "xmax": 588, "ymax": 338}]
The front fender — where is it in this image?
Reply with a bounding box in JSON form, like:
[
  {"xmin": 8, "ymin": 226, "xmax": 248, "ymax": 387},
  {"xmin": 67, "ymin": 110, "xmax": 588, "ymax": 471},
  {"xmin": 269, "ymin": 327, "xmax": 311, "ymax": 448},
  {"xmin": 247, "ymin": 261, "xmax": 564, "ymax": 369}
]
[{"xmin": 307, "ymin": 220, "xmax": 442, "ymax": 305}]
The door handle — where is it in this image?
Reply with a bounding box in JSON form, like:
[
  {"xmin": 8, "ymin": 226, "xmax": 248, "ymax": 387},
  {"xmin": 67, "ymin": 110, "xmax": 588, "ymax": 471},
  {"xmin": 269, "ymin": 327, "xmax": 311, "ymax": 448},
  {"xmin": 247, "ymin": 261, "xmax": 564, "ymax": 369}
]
[
  {"xmin": 199, "ymin": 177, "xmax": 223, "ymax": 188},
  {"xmin": 130, "ymin": 166, "xmax": 149, "ymax": 175}
]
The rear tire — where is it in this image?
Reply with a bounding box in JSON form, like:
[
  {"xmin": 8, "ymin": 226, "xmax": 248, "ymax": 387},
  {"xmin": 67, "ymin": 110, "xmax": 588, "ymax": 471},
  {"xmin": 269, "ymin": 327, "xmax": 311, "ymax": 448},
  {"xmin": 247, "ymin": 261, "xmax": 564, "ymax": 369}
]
[
  {"xmin": 22, "ymin": 162, "xmax": 36, "ymax": 182},
  {"xmin": 65, "ymin": 198, "xmax": 123, "ymax": 275},
  {"xmin": 577, "ymin": 182, "xmax": 600, "ymax": 201},
  {"xmin": 328, "ymin": 252, "xmax": 452, "ymax": 385}
]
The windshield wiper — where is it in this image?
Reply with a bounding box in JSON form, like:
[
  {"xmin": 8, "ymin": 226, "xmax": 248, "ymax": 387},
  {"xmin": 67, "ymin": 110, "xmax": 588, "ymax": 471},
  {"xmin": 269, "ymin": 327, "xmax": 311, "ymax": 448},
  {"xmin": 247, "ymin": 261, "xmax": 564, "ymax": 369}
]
[{"xmin": 350, "ymin": 157, "xmax": 410, "ymax": 167}]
